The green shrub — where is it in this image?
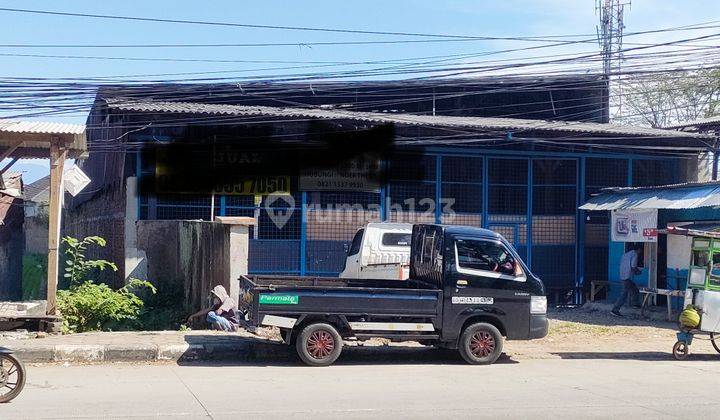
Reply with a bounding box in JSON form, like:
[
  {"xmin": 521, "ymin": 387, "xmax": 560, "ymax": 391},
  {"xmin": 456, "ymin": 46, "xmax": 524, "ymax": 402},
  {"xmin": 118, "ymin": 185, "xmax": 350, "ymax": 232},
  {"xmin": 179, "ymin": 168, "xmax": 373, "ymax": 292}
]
[
  {"xmin": 22, "ymin": 253, "xmax": 47, "ymax": 300},
  {"xmin": 57, "ymin": 279, "xmax": 156, "ymax": 333},
  {"xmin": 56, "ymin": 235, "xmax": 156, "ymax": 333},
  {"xmin": 137, "ymin": 287, "xmax": 186, "ymax": 331}
]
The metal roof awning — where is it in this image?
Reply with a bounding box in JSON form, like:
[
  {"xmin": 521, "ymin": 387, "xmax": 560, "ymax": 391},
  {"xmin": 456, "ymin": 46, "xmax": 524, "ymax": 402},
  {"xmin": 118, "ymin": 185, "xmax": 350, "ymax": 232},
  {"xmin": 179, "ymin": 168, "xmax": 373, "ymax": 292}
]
[
  {"xmin": 0, "ymin": 120, "xmax": 87, "ymax": 159},
  {"xmin": 579, "ymin": 181, "xmax": 720, "ymax": 211},
  {"xmin": 0, "ymin": 120, "xmax": 87, "ymax": 316},
  {"xmin": 665, "ymin": 225, "xmax": 720, "ymax": 239}
]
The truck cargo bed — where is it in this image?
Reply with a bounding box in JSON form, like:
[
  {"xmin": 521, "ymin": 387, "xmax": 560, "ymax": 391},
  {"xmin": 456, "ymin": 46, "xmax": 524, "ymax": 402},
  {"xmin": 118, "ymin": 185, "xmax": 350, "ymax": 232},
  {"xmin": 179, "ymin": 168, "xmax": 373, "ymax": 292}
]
[{"xmin": 240, "ymin": 275, "xmax": 442, "ymax": 320}]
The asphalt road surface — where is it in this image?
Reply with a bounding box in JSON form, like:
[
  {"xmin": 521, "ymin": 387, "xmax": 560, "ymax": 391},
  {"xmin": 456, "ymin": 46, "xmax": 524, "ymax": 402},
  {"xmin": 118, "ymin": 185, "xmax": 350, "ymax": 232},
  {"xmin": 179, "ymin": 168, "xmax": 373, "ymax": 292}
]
[{"xmin": 4, "ymin": 352, "xmax": 720, "ymax": 419}]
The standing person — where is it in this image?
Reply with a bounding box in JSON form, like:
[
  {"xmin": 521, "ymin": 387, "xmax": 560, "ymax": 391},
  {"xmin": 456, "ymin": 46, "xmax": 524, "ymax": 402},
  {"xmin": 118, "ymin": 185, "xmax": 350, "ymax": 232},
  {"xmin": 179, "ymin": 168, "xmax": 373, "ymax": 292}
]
[
  {"xmin": 611, "ymin": 244, "xmax": 642, "ymax": 317},
  {"xmin": 187, "ymin": 285, "xmax": 240, "ymax": 331}
]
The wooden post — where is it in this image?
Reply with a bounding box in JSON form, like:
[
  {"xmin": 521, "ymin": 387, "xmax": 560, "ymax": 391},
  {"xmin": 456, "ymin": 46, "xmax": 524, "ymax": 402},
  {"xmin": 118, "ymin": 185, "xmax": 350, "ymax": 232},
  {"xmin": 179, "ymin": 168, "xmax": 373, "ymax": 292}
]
[{"xmin": 47, "ymin": 139, "xmax": 67, "ymax": 316}]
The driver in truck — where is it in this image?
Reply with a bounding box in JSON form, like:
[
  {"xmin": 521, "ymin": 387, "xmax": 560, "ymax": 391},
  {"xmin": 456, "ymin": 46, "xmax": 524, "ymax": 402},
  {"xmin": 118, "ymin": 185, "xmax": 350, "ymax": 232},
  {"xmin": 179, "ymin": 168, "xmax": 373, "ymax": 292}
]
[{"xmin": 187, "ymin": 285, "xmax": 240, "ymax": 331}]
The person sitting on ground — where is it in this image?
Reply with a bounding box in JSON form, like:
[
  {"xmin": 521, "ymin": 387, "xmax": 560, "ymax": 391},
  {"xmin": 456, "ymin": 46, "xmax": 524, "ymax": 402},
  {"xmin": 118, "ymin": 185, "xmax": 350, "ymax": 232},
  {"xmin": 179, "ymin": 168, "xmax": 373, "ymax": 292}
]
[{"xmin": 187, "ymin": 285, "xmax": 240, "ymax": 331}]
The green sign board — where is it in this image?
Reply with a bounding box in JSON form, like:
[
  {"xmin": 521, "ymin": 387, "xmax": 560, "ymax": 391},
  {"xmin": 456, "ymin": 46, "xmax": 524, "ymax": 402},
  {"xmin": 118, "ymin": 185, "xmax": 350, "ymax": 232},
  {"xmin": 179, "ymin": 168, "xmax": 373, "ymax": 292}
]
[{"xmin": 259, "ymin": 294, "xmax": 299, "ymax": 305}]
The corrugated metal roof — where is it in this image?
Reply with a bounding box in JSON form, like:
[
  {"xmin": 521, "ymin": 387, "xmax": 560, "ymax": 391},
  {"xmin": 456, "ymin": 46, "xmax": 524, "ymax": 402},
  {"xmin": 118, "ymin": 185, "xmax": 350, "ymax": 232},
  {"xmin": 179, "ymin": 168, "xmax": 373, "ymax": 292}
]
[
  {"xmin": 0, "ymin": 120, "xmax": 85, "ymax": 135},
  {"xmin": 104, "ymin": 97, "xmax": 711, "ymax": 139},
  {"xmin": 667, "ymin": 115, "xmax": 720, "ymax": 130},
  {"xmin": 580, "ymin": 181, "xmax": 720, "ymax": 211},
  {"xmin": 23, "ymin": 175, "xmax": 49, "ymax": 202},
  {"xmin": 0, "ymin": 120, "xmax": 87, "ymax": 159}
]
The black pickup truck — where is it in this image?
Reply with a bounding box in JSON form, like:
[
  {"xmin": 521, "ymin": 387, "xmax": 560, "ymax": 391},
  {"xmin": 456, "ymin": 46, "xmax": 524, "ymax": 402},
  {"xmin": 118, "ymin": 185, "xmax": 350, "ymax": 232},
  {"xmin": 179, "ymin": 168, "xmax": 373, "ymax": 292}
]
[{"xmin": 239, "ymin": 224, "xmax": 548, "ymax": 366}]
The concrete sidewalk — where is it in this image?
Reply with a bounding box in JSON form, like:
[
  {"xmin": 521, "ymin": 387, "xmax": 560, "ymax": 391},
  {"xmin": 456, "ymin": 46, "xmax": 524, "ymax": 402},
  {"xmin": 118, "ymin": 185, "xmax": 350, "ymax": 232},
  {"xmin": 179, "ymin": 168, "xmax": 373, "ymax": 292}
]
[
  {"xmin": 0, "ymin": 329, "xmax": 289, "ymax": 363},
  {"xmin": 1, "ymin": 307, "xmax": 714, "ymax": 364}
]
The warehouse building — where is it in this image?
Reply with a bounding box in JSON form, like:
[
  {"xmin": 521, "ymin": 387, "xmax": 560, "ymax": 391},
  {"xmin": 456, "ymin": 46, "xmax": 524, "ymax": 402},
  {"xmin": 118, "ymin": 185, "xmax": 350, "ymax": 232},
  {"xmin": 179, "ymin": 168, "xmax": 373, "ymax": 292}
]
[{"xmin": 68, "ymin": 77, "xmax": 713, "ymax": 302}]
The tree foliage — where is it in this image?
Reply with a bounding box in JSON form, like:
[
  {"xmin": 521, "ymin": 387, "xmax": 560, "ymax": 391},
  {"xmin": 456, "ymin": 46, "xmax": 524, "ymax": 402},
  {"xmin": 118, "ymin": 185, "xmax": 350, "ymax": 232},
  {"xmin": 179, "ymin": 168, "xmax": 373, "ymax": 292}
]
[
  {"xmin": 613, "ymin": 69, "xmax": 720, "ymax": 128},
  {"xmin": 62, "ymin": 236, "xmax": 117, "ymax": 286}
]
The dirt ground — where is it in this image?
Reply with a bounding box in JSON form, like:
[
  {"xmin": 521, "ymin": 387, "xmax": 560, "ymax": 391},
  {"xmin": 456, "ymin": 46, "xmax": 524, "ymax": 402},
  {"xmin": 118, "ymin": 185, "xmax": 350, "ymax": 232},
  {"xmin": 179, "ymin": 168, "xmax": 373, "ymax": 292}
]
[{"xmin": 507, "ymin": 306, "xmax": 719, "ymax": 360}]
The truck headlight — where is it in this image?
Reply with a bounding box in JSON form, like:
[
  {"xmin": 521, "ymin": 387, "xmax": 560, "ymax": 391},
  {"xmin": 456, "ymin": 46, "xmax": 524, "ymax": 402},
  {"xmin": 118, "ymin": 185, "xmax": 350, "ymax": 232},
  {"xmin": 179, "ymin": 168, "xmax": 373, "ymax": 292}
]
[{"xmin": 530, "ymin": 296, "xmax": 547, "ymax": 315}]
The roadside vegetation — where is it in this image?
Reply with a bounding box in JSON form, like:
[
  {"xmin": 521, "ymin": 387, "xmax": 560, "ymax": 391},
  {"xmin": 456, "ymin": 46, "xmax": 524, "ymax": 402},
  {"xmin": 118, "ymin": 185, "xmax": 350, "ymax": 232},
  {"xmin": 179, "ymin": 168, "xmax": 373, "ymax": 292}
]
[{"xmin": 56, "ymin": 236, "xmax": 157, "ymax": 333}]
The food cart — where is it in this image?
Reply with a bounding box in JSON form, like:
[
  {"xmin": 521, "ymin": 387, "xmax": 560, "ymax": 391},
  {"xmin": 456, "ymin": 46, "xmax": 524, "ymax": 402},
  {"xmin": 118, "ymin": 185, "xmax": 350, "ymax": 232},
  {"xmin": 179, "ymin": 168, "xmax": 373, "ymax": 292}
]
[{"xmin": 667, "ymin": 226, "xmax": 720, "ymax": 359}]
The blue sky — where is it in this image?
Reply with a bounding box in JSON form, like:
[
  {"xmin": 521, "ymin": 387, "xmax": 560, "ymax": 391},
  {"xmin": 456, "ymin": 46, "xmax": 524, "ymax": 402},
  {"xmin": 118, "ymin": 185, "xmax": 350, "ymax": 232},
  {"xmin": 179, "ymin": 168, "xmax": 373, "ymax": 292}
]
[{"xmin": 1, "ymin": 0, "xmax": 718, "ymax": 182}]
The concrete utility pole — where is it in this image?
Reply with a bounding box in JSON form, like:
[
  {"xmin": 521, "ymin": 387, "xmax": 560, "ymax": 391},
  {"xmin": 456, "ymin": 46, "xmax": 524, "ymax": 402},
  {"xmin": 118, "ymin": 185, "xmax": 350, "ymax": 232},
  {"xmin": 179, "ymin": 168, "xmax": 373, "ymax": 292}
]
[
  {"xmin": 597, "ymin": 0, "xmax": 630, "ymax": 119},
  {"xmin": 47, "ymin": 137, "xmax": 67, "ymax": 315}
]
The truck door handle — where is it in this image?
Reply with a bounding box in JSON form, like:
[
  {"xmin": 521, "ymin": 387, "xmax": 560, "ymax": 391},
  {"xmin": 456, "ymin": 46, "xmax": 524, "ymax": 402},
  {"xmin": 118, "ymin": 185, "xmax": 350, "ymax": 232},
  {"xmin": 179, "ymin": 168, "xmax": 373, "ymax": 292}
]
[{"xmin": 456, "ymin": 280, "xmax": 468, "ymax": 289}]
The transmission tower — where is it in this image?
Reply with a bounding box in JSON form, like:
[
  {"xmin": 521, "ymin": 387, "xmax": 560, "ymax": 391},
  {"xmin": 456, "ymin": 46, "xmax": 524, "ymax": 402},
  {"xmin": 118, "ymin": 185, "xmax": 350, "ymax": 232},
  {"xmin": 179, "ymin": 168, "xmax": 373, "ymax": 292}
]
[{"xmin": 596, "ymin": 0, "xmax": 630, "ymax": 118}]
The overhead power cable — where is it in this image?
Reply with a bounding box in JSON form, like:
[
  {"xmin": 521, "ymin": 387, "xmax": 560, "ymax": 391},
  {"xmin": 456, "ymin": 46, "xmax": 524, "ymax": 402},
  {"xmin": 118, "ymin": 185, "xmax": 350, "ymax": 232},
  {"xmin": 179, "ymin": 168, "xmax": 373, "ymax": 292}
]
[{"xmin": 0, "ymin": 6, "xmax": 606, "ymax": 40}]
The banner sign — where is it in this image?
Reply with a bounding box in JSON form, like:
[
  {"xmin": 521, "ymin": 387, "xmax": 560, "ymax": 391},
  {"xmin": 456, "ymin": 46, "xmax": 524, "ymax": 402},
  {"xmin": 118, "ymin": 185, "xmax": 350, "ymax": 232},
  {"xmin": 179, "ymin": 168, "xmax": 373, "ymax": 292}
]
[
  {"xmin": 611, "ymin": 209, "xmax": 658, "ymax": 242},
  {"xmin": 299, "ymin": 157, "xmax": 381, "ymax": 192},
  {"xmin": 211, "ymin": 176, "xmax": 290, "ymax": 196}
]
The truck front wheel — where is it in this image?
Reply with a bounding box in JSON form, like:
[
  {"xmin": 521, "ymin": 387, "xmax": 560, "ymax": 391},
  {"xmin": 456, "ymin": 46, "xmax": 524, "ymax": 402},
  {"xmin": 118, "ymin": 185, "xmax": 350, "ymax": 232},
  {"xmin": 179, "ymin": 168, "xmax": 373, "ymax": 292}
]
[
  {"xmin": 458, "ymin": 322, "xmax": 503, "ymax": 365},
  {"xmin": 296, "ymin": 323, "xmax": 343, "ymax": 367}
]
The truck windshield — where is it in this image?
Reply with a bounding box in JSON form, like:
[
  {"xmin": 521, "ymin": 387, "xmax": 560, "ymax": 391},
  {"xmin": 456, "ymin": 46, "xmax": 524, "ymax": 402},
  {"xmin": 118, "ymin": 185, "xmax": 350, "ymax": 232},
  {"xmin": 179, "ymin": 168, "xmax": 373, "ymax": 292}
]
[{"xmin": 382, "ymin": 233, "xmax": 411, "ymax": 247}]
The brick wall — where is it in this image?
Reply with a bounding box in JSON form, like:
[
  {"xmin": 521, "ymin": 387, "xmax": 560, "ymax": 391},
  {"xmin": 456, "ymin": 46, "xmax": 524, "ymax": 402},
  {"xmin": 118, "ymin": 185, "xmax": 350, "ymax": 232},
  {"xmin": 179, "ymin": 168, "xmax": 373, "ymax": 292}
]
[{"xmin": 64, "ymin": 185, "xmax": 126, "ymax": 288}]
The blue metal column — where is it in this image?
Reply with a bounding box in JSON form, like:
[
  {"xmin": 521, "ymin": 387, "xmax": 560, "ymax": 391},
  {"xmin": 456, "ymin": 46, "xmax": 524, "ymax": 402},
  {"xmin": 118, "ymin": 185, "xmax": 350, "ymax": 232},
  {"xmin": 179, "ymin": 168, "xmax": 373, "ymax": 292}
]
[
  {"xmin": 627, "ymin": 158, "xmax": 633, "ymax": 187},
  {"xmin": 526, "ymin": 158, "xmax": 533, "ymax": 269},
  {"xmin": 482, "ymin": 156, "xmax": 489, "ymax": 229},
  {"xmin": 219, "ymin": 196, "xmax": 226, "ymax": 216},
  {"xmin": 147, "ymin": 156, "xmax": 158, "ymax": 219},
  {"xmin": 435, "ymin": 155, "xmax": 442, "ymax": 223},
  {"xmin": 576, "ymin": 157, "xmax": 586, "ymax": 304},
  {"xmin": 380, "ymin": 159, "xmax": 388, "ymax": 221},
  {"xmin": 300, "ymin": 191, "xmax": 307, "ymax": 276}
]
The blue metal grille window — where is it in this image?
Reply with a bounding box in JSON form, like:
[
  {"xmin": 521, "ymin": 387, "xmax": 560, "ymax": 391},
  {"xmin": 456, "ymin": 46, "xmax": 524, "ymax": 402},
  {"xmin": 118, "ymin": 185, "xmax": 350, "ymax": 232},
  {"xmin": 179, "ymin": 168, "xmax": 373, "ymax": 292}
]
[
  {"xmin": 388, "ymin": 154, "xmax": 437, "ymax": 224},
  {"xmin": 583, "ymin": 157, "xmax": 629, "ymax": 299},
  {"xmin": 441, "ymin": 156, "xmax": 482, "ymax": 226},
  {"xmin": 531, "ymin": 159, "xmax": 577, "ymax": 291},
  {"xmin": 247, "ymin": 193, "xmax": 302, "ymax": 274},
  {"xmin": 388, "ymin": 153, "xmax": 436, "ymax": 181},
  {"xmin": 586, "ymin": 158, "xmax": 627, "ymax": 194},
  {"xmin": 256, "ymin": 193, "xmax": 302, "ymax": 239},
  {"xmin": 155, "ymin": 194, "xmax": 212, "ymax": 220},
  {"xmin": 305, "ymin": 191, "xmax": 381, "ymax": 275},
  {"xmin": 532, "ymin": 160, "xmax": 576, "ymax": 215},
  {"xmin": 488, "ymin": 158, "xmax": 527, "ymax": 215}
]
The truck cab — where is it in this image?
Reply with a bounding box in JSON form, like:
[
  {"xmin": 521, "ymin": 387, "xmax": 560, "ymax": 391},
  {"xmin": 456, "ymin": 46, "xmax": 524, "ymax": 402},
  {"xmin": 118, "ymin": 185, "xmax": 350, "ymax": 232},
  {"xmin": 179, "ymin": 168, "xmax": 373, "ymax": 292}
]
[
  {"xmin": 339, "ymin": 223, "xmax": 412, "ymax": 280},
  {"xmin": 410, "ymin": 224, "xmax": 548, "ymax": 345}
]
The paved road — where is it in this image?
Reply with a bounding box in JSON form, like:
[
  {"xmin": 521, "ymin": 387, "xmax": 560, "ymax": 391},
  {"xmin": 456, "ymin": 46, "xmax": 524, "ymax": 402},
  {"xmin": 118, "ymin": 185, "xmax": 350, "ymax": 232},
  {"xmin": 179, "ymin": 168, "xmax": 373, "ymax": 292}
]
[{"xmin": 4, "ymin": 353, "xmax": 720, "ymax": 419}]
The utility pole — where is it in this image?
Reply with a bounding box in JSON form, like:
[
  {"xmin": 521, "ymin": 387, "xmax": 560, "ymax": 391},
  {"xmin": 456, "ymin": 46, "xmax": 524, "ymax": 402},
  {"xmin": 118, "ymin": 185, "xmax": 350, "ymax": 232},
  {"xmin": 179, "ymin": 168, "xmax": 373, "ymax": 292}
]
[{"xmin": 596, "ymin": 0, "xmax": 630, "ymax": 120}]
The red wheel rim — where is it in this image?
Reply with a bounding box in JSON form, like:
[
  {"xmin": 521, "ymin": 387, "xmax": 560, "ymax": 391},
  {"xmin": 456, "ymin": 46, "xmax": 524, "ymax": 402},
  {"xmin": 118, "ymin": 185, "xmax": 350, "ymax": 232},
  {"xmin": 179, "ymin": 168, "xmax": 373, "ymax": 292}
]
[
  {"xmin": 306, "ymin": 330, "xmax": 335, "ymax": 359},
  {"xmin": 469, "ymin": 331, "xmax": 495, "ymax": 358}
]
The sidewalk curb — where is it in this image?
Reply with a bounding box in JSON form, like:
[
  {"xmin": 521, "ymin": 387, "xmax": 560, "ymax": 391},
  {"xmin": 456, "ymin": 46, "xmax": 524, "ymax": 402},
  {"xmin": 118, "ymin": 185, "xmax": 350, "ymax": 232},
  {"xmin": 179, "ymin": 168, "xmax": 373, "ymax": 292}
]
[{"xmin": 13, "ymin": 340, "xmax": 290, "ymax": 363}]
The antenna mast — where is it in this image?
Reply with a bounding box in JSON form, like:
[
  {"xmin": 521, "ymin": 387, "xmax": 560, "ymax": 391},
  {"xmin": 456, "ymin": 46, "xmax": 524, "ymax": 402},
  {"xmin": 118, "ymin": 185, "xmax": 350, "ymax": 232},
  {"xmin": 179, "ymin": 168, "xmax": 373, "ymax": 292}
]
[{"xmin": 597, "ymin": 0, "xmax": 630, "ymax": 117}]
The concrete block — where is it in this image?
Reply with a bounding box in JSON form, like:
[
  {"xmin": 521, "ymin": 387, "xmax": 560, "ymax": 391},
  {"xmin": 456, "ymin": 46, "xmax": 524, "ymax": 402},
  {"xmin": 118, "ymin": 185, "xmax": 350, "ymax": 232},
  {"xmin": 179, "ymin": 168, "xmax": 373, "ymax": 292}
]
[
  {"xmin": 104, "ymin": 345, "xmax": 159, "ymax": 362},
  {"xmin": 54, "ymin": 345, "xmax": 104, "ymax": 362},
  {"xmin": 176, "ymin": 344, "xmax": 206, "ymax": 361},
  {"xmin": 13, "ymin": 346, "xmax": 55, "ymax": 363},
  {"xmin": 157, "ymin": 344, "xmax": 190, "ymax": 361}
]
